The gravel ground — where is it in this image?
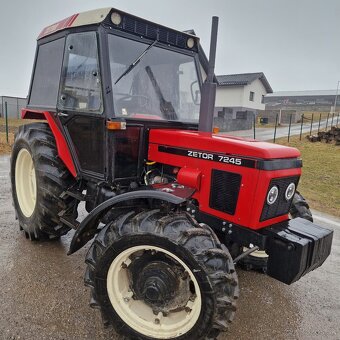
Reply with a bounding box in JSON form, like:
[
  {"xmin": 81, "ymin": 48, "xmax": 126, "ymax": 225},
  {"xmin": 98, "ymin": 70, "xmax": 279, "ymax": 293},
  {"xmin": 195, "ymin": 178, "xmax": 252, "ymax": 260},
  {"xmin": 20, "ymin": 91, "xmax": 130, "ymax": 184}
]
[{"xmin": 0, "ymin": 155, "xmax": 339, "ymax": 340}]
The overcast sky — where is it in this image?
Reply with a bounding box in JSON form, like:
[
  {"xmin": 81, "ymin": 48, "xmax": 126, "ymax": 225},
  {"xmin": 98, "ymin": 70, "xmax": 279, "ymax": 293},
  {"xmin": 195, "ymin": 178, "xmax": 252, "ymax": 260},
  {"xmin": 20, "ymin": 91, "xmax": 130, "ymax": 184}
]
[{"xmin": 1, "ymin": 0, "xmax": 340, "ymax": 97}]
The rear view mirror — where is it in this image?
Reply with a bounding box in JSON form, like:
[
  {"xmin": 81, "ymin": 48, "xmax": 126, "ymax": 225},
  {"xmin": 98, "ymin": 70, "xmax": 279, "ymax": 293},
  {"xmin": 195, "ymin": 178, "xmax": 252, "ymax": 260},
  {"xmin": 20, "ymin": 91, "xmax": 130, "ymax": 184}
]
[{"xmin": 190, "ymin": 81, "xmax": 201, "ymax": 105}]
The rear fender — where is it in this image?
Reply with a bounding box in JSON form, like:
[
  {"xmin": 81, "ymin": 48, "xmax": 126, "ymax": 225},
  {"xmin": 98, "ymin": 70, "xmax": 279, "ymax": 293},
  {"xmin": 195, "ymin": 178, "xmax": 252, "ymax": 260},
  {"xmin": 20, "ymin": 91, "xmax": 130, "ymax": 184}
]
[{"xmin": 22, "ymin": 109, "xmax": 77, "ymax": 177}]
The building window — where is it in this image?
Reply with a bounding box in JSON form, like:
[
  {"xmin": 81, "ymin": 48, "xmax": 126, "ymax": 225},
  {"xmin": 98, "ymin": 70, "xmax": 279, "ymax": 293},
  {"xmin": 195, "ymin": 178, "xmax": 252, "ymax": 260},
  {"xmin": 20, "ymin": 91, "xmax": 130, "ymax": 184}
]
[
  {"xmin": 249, "ymin": 91, "xmax": 255, "ymax": 101},
  {"xmin": 262, "ymin": 95, "xmax": 265, "ymax": 104}
]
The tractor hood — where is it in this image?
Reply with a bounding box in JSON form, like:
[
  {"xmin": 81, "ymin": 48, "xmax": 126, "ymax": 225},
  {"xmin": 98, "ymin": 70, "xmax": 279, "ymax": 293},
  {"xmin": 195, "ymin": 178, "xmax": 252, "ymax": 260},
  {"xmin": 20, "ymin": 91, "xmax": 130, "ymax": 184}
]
[{"xmin": 148, "ymin": 129, "xmax": 300, "ymax": 160}]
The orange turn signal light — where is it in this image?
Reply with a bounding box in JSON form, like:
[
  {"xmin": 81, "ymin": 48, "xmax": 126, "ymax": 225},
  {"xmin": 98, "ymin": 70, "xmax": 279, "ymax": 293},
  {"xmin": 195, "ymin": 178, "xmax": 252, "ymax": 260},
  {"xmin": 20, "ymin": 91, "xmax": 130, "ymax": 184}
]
[
  {"xmin": 106, "ymin": 120, "xmax": 127, "ymax": 130},
  {"xmin": 213, "ymin": 126, "xmax": 220, "ymax": 134}
]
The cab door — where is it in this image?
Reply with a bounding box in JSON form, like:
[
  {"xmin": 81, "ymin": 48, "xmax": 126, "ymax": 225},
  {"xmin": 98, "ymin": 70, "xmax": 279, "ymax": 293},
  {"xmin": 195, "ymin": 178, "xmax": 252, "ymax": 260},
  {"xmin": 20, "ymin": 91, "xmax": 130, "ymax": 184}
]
[{"xmin": 57, "ymin": 31, "xmax": 106, "ymax": 178}]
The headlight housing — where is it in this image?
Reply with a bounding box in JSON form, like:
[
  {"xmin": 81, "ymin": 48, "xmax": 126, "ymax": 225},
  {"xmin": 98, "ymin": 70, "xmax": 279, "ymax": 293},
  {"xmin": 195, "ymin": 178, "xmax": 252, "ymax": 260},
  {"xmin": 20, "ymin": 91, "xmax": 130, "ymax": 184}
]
[
  {"xmin": 285, "ymin": 183, "xmax": 296, "ymax": 201},
  {"xmin": 267, "ymin": 186, "xmax": 279, "ymax": 205}
]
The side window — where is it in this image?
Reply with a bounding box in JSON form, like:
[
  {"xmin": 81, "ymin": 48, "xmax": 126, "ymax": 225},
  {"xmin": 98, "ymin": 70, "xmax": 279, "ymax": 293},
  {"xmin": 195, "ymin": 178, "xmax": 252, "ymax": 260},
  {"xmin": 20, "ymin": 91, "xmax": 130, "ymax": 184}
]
[
  {"xmin": 59, "ymin": 32, "xmax": 102, "ymax": 113},
  {"xmin": 29, "ymin": 38, "xmax": 65, "ymax": 108},
  {"xmin": 249, "ymin": 91, "xmax": 255, "ymax": 102}
]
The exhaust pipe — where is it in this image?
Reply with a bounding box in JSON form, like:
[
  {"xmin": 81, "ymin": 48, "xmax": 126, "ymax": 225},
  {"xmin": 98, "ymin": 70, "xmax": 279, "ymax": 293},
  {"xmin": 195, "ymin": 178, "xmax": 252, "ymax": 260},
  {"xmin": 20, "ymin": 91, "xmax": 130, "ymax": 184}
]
[{"xmin": 198, "ymin": 16, "xmax": 219, "ymax": 132}]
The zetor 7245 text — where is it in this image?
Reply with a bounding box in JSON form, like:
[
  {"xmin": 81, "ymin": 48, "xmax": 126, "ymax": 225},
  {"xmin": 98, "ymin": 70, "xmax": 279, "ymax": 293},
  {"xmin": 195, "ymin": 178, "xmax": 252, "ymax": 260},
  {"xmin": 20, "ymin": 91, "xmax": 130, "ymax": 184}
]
[{"xmin": 11, "ymin": 7, "xmax": 333, "ymax": 340}]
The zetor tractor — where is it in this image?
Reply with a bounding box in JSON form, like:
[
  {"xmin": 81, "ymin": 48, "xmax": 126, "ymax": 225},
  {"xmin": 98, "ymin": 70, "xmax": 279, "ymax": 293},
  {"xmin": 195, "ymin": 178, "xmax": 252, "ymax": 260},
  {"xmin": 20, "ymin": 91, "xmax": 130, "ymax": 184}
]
[{"xmin": 11, "ymin": 8, "xmax": 333, "ymax": 340}]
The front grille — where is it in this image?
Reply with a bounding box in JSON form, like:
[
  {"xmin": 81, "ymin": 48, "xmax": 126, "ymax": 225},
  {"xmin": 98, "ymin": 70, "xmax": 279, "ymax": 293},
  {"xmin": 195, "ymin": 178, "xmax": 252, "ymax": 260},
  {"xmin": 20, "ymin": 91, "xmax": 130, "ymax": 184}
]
[
  {"xmin": 260, "ymin": 176, "xmax": 300, "ymax": 221},
  {"xmin": 209, "ymin": 170, "xmax": 241, "ymax": 215}
]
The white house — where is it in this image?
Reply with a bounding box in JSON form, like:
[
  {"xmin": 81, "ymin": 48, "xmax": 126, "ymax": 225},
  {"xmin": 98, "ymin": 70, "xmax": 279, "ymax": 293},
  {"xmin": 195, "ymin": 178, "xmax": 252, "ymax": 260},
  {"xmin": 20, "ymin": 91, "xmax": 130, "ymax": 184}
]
[{"xmin": 216, "ymin": 73, "xmax": 273, "ymax": 116}]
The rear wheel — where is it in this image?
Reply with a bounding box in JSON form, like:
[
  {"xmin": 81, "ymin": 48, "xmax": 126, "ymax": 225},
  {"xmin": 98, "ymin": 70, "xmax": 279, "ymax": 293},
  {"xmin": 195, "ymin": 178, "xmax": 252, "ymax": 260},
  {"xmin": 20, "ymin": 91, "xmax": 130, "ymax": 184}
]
[
  {"xmin": 11, "ymin": 123, "xmax": 78, "ymax": 240},
  {"xmin": 85, "ymin": 208, "xmax": 239, "ymax": 340},
  {"xmin": 239, "ymin": 191, "xmax": 313, "ymax": 271}
]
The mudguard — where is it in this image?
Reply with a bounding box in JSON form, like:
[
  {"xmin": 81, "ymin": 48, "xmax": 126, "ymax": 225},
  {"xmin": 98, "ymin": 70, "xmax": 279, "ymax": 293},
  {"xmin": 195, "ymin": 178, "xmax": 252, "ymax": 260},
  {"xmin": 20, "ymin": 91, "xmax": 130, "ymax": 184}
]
[
  {"xmin": 21, "ymin": 109, "xmax": 77, "ymax": 177},
  {"xmin": 68, "ymin": 187, "xmax": 195, "ymax": 255}
]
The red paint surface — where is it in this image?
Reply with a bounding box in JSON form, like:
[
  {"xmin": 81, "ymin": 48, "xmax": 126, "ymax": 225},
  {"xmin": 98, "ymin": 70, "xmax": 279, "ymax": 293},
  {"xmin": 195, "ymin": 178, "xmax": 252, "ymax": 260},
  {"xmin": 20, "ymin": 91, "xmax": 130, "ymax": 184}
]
[
  {"xmin": 148, "ymin": 129, "xmax": 302, "ymax": 230},
  {"xmin": 22, "ymin": 109, "xmax": 77, "ymax": 178},
  {"xmin": 38, "ymin": 14, "xmax": 79, "ymax": 39},
  {"xmin": 177, "ymin": 167, "xmax": 202, "ymax": 190}
]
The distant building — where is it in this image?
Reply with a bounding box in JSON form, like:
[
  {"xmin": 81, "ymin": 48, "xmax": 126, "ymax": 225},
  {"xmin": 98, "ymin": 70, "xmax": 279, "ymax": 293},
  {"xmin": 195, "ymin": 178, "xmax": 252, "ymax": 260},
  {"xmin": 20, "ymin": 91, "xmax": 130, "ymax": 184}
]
[
  {"xmin": 214, "ymin": 73, "xmax": 273, "ymax": 131},
  {"xmin": 264, "ymin": 90, "xmax": 339, "ymax": 112},
  {"xmin": 0, "ymin": 96, "xmax": 27, "ymax": 119}
]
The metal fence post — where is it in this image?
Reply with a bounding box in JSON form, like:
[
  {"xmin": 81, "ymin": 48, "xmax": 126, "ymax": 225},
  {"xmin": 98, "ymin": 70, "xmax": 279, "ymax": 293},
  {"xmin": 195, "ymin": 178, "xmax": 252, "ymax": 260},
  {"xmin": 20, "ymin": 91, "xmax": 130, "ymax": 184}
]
[
  {"xmin": 325, "ymin": 112, "xmax": 330, "ymax": 130},
  {"xmin": 309, "ymin": 113, "xmax": 314, "ymax": 136},
  {"xmin": 300, "ymin": 114, "xmax": 304, "ymax": 140},
  {"xmin": 273, "ymin": 113, "xmax": 278, "ymax": 143},
  {"xmin": 5, "ymin": 102, "xmax": 9, "ymax": 143},
  {"xmin": 288, "ymin": 114, "xmax": 292, "ymax": 142},
  {"xmin": 318, "ymin": 113, "xmax": 321, "ymax": 133}
]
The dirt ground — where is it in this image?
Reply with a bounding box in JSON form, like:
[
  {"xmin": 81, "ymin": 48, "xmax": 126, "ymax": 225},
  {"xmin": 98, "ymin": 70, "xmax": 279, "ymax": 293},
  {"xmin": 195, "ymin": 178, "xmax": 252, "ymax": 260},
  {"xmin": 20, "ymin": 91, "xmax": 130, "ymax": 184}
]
[{"xmin": 0, "ymin": 154, "xmax": 339, "ymax": 340}]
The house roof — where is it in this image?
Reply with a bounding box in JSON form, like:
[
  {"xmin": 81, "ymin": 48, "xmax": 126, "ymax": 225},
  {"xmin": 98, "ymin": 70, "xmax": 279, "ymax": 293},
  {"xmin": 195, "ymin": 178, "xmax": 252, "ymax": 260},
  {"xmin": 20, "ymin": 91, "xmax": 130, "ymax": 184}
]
[
  {"xmin": 217, "ymin": 73, "xmax": 273, "ymax": 93},
  {"xmin": 217, "ymin": 72, "xmax": 273, "ymax": 93}
]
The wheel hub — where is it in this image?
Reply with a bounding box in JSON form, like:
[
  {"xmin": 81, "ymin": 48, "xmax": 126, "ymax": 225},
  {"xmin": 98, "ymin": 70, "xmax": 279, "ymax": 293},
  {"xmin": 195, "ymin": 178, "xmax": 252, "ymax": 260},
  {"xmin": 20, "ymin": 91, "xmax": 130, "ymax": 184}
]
[
  {"xmin": 136, "ymin": 261, "xmax": 178, "ymax": 305},
  {"xmin": 106, "ymin": 245, "xmax": 202, "ymax": 339}
]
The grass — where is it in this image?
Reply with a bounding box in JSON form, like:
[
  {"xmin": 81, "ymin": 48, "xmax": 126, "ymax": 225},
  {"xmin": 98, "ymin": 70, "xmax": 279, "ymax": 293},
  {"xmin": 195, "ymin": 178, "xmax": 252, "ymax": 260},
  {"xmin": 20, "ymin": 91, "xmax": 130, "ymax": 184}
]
[
  {"xmin": 276, "ymin": 134, "xmax": 340, "ymax": 217},
  {"xmin": 301, "ymin": 111, "xmax": 331, "ymax": 121},
  {"xmin": 0, "ymin": 118, "xmax": 35, "ymax": 155}
]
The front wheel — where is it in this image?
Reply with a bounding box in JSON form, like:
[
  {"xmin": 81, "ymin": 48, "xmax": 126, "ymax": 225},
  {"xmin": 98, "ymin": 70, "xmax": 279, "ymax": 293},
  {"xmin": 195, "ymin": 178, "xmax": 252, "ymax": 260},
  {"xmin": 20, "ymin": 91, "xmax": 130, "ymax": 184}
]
[{"xmin": 85, "ymin": 208, "xmax": 238, "ymax": 340}]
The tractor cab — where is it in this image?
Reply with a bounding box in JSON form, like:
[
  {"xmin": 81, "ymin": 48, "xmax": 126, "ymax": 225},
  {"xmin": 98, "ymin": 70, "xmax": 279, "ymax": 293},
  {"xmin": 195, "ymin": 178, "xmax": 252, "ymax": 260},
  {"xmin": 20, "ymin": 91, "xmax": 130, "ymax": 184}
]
[{"xmin": 26, "ymin": 8, "xmax": 202, "ymax": 180}]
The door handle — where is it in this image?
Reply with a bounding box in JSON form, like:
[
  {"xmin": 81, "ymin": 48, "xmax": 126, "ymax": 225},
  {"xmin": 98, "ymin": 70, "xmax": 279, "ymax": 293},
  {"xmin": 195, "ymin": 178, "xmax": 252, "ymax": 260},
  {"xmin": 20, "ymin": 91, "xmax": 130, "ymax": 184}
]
[{"xmin": 58, "ymin": 112, "xmax": 69, "ymax": 117}]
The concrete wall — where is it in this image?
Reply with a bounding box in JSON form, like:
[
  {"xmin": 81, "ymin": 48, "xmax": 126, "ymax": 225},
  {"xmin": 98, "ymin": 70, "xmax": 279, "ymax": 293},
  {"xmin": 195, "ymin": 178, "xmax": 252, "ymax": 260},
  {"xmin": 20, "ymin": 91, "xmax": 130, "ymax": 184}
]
[
  {"xmin": 214, "ymin": 107, "xmax": 254, "ymax": 131},
  {"xmin": 0, "ymin": 96, "xmax": 27, "ymax": 118}
]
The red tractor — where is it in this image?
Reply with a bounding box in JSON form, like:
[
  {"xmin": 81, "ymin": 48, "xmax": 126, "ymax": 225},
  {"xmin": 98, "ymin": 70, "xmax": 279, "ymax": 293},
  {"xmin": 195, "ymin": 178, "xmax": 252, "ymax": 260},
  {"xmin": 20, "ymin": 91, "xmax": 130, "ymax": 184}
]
[{"xmin": 11, "ymin": 8, "xmax": 332, "ymax": 339}]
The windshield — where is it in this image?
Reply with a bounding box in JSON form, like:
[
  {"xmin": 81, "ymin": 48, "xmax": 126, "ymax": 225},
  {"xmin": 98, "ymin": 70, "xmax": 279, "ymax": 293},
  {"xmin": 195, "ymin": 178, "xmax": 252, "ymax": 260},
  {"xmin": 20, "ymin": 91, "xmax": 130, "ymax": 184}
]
[{"xmin": 108, "ymin": 34, "xmax": 201, "ymax": 122}]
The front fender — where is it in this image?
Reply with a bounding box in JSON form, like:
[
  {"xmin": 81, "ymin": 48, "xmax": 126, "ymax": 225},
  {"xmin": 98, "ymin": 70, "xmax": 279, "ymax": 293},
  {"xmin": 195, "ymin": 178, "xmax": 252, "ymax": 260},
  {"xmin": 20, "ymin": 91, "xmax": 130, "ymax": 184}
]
[{"xmin": 68, "ymin": 188, "xmax": 194, "ymax": 255}]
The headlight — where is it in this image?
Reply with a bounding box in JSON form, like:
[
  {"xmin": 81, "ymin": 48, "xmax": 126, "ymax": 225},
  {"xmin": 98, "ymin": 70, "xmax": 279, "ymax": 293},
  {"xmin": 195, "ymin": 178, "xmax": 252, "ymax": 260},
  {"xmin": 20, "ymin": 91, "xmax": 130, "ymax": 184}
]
[
  {"xmin": 267, "ymin": 186, "xmax": 279, "ymax": 205},
  {"xmin": 285, "ymin": 183, "xmax": 296, "ymax": 201},
  {"xmin": 187, "ymin": 38, "xmax": 195, "ymax": 49},
  {"xmin": 111, "ymin": 12, "xmax": 122, "ymax": 26}
]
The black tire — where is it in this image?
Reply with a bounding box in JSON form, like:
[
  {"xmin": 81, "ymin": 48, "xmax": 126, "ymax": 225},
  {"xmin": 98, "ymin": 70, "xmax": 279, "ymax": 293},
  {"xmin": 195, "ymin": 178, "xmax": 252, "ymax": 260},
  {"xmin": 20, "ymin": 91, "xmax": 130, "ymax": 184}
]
[
  {"xmin": 11, "ymin": 122, "xmax": 78, "ymax": 240},
  {"xmin": 239, "ymin": 191, "xmax": 313, "ymax": 271},
  {"xmin": 290, "ymin": 191, "xmax": 313, "ymax": 222},
  {"xmin": 85, "ymin": 208, "xmax": 239, "ymax": 340}
]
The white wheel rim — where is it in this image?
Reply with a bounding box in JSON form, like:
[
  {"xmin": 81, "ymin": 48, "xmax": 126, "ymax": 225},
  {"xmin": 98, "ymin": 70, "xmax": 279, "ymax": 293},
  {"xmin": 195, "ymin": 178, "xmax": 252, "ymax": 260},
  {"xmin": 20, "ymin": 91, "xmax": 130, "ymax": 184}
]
[
  {"xmin": 243, "ymin": 247, "xmax": 269, "ymax": 258},
  {"xmin": 15, "ymin": 148, "xmax": 37, "ymax": 217},
  {"xmin": 107, "ymin": 245, "xmax": 202, "ymax": 339}
]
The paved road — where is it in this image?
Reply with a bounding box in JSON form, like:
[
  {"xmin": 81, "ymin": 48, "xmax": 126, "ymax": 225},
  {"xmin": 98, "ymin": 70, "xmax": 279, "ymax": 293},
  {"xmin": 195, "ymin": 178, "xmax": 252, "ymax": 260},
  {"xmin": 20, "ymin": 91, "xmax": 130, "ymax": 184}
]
[
  {"xmin": 0, "ymin": 155, "xmax": 339, "ymax": 340},
  {"xmin": 226, "ymin": 119, "xmax": 332, "ymax": 141}
]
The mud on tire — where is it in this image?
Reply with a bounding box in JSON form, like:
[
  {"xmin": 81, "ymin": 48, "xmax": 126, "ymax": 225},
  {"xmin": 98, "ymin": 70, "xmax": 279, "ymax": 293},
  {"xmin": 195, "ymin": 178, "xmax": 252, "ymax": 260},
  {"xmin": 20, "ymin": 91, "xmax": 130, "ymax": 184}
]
[
  {"xmin": 85, "ymin": 208, "xmax": 239, "ymax": 340},
  {"xmin": 11, "ymin": 122, "xmax": 78, "ymax": 240}
]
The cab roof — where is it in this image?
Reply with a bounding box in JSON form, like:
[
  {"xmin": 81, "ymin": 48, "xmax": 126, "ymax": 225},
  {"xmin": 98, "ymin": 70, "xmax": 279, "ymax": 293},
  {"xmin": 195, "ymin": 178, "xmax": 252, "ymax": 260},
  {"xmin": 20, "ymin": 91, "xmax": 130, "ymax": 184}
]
[{"xmin": 38, "ymin": 8, "xmax": 199, "ymax": 52}]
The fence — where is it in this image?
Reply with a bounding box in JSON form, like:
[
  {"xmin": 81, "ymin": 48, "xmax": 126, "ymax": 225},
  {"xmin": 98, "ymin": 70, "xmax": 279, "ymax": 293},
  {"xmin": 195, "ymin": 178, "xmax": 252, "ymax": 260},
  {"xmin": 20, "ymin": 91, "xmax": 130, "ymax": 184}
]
[
  {"xmin": 247, "ymin": 112, "xmax": 340, "ymax": 143},
  {"xmin": 0, "ymin": 97, "xmax": 26, "ymax": 119}
]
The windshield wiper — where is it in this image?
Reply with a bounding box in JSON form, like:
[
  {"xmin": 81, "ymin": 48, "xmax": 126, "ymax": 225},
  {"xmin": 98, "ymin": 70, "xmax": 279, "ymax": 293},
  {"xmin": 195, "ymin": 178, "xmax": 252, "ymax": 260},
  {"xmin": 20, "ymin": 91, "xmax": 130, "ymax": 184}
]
[
  {"xmin": 145, "ymin": 66, "xmax": 178, "ymax": 120},
  {"xmin": 114, "ymin": 39, "xmax": 158, "ymax": 85}
]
